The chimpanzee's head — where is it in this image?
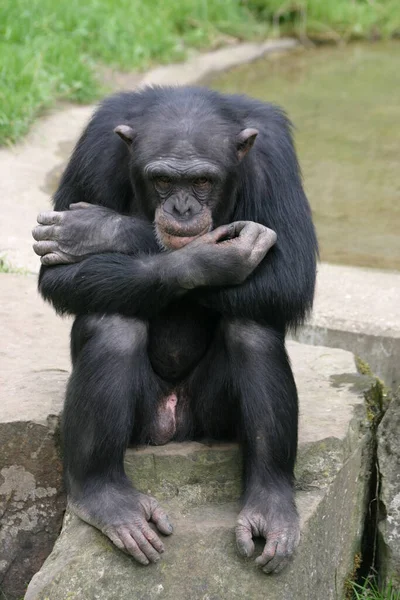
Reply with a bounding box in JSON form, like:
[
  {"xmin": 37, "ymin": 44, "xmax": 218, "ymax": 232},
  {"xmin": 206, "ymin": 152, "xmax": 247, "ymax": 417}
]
[{"xmin": 114, "ymin": 88, "xmax": 258, "ymax": 250}]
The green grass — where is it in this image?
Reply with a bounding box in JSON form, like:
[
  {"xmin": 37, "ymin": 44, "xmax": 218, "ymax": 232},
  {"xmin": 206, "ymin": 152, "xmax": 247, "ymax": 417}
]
[
  {"xmin": 351, "ymin": 579, "xmax": 400, "ymax": 600},
  {"xmin": 246, "ymin": 0, "xmax": 400, "ymax": 40},
  {"xmin": 0, "ymin": 255, "xmax": 29, "ymax": 274},
  {"xmin": 1, "ymin": 0, "xmax": 399, "ymax": 145}
]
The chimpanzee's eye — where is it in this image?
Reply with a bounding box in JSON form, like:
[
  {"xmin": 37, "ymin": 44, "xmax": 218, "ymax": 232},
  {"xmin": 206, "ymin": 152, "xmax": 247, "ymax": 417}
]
[
  {"xmin": 193, "ymin": 177, "xmax": 211, "ymax": 190},
  {"xmin": 154, "ymin": 176, "xmax": 172, "ymax": 192}
]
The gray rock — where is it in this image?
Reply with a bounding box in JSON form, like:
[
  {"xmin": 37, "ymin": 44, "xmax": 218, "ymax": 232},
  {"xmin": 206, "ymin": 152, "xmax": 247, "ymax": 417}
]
[
  {"xmin": 292, "ymin": 263, "xmax": 400, "ymax": 389},
  {"xmin": 377, "ymin": 394, "xmax": 400, "ymax": 587},
  {"xmin": 24, "ymin": 341, "xmax": 375, "ymax": 600},
  {"xmin": 0, "ymin": 274, "xmax": 70, "ymax": 599}
]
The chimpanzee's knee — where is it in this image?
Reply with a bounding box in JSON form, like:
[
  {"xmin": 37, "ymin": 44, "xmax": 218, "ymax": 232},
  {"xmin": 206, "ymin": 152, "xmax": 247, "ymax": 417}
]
[
  {"xmin": 223, "ymin": 318, "xmax": 284, "ymax": 356},
  {"xmin": 71, "ymin": 314, "xmax": 148, "ymax": 363}
]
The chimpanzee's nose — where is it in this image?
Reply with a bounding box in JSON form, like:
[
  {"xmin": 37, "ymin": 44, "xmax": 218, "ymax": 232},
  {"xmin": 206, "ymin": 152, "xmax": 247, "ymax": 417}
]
[
  {"xmin": 173, "ymin": 198, "xmax": 191, "ymax": 217},
  {"xmin": 164, "ymin": 196, "xmax": 201, "ymax": 219}
]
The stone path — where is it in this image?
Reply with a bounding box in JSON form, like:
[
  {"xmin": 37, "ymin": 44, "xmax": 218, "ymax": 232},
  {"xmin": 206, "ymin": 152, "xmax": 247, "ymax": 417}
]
[{"xmin": 0, "ymin": 37, "xmax": 399, "ymax": 600}]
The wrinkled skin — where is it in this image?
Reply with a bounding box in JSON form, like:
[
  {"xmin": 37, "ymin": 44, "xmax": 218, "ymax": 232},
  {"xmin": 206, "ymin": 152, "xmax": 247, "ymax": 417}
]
[
  {"xmin": 32, "ymin": 202, "xmax": 124, "ymax": 265},
  {"xmin": 71, "ymin": 484, "xmax": 173, "ymax": 565},
  {"xmin": 236, "ymin": 489, "xmax": 300, "ymax": 574}
]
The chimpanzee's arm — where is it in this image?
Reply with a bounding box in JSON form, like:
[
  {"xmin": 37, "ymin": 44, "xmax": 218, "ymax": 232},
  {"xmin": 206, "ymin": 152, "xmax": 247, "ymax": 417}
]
[
  {"xmin": 193, "ymin": 100, "xmax": 319, "ymax": 331},
  {"xmin": 38, "ymin": 223, "xmax": 270, "ymax": 318},
  {"xmin": 33, "ymin": 204, "xmax": 159, "ymax": 265},
  {"xmin": 193, "ymin": 240, "xmax": 316, "ymax": 331},
  {"xmin": 38, "ymin": 253, "xmax": 187, "ymax": 318}
]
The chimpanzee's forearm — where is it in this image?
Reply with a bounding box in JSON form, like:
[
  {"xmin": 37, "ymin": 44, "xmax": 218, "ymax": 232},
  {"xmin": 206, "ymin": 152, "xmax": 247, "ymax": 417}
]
[
  {"xmin": 38, "ymin": 252, "xmax": 187, "ymax": 318},
  {"xmin": 194, "ymin": 246, "xmax": 316, "ymax": 331},
  {"xmin": 33, "ymin": 205, "xmax": 159, "ymax": 264},
  {"xmin": 106, "ymin": 215, "xmax": 159, "ymax": 254}
]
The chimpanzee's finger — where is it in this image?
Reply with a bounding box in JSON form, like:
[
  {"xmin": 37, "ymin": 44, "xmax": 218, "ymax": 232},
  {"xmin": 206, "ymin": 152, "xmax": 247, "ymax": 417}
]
[
  {"xmin": 141, "ymin": 523, "xmax": 165, "ymax": 554},
  {"xmin": 229, "ymin": 221, "xmax": 248, "ymax": 237},
  {"xmin": 69, "ymin": 202, "xmax": 92, "ymax": 210},
  {"xmin": 256, "ymin": 534, "xmax": 293, "ymax": 573},
  {"xmin": 261, "ymin": 547, "xmax": 289, "ymax": 574},
  {"xmin": 235, "ymin": 522, "xmax": 255, "ymax": 558},
  {"xmin": 32, "ymin": 225, "xmax": 59, "ymax": 241},
  {"xmin": 118, "ymin": 530, "xmax": 149, "ymax": 565},
  {"xmin": 37, "ymin": 211, "xmax": 64, "ymax": 225},
  {"xmin": 33, "ymin": 241, "xmax": 58, "ymax": 256},
  {"xmin": 199, "ymin": 224, "xmax": 234, "ymax": 244},
  {"xmin": 131, "ymin": 529, "xmax": 162, "ymax": 563},
  {"xmin": 268, "ymin": 556, "xmax": 291, "ymax": 574},
  {"xmin": 250, "ymin": 229, "xmax": 277, "ymax": 265},
  {"xmin": 235, "ymin": 221, "xmax": 262, "ymax": 248},
  {"xmin": 255, "ymin": 537, "xmax": 279, "ymax": 568},
  {"xmin": 149, "ymin": 505, "xmax": 173, "ymax": 536},
  {"xmin": 40, "ymin": 252, "xmax": 73, "ymax": 266}
]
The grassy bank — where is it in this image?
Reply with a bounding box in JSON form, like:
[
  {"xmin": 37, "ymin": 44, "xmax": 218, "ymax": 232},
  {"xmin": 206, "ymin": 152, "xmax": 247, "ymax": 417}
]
[
  {"xmin": 351, "ymin": 579, "xmax": 400, "ymax": 599},
  {"xmin": 0, "ymin": 0, "xmax": 399, "ymax": 145}
]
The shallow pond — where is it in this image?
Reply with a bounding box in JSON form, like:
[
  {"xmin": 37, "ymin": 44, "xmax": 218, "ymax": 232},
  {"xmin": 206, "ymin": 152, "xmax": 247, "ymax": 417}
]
[{"xmin": 204, "ymin": 42, "xmax": 400, "ymax": 270}]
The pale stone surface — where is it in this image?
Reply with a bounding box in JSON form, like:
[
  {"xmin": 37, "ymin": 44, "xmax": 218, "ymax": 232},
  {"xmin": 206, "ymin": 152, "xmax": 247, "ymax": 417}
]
[
  {"xmin": 0, "ymin": 274, "xmax": 71, "ymax": 423},
  {"xmin": 293, "ymin": 263, "xmax": 400, "ymax": 388},
  {"xmin": 377, "ymin": 394, "xmax": 400, "ymax": 588},
  {"xmin": 312, "ymin": 263, "xmax": 400, "ymax": 339},
  {"xmin": 25, "ymin": 382, "xmax": 373, "ymax": 600},
  {"xmin": 140, "ymin": 39, "xmax": 298, "ymax": 87},
  {"xmin": 0, "ymin": 274, "xmax": 70, "ymax": 598}
]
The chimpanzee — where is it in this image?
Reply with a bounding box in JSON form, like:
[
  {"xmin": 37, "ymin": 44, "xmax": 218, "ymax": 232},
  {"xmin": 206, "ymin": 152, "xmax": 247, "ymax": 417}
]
[{"xmin": 32, "ymin": 86, "xmax": 318, "ymax": 574}]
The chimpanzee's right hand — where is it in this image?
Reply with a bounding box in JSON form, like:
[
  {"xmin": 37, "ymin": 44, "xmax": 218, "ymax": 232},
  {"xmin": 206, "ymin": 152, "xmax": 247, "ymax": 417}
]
[
  {"xmin": 176, "ymin": 221, "xmax": 277, "ymax": 289},
  {"xmin": 32, "ymin": 203, "xmax": 124, "ymax": 265}
]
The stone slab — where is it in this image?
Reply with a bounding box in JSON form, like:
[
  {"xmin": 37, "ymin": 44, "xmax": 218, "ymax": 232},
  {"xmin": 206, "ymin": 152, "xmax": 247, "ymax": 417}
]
[
  {"xmin": 24, "ymin": 377, "xmax": 373, "ymax": 600},
  {"xmin": 25, "ymin": 434, "xmax": 371, "ymax": 600},
  {"xmin": 0, "ymin": 274, "xmax": 71, "ymax": 424},
  {"xmin": 292, "ymin": 263, "xmax": 400, "ymax": 388},
  {"xmin": 377, "ymin": 394, "xmax": 400, "ymax": 588},
  {"xmin": 0, "ymin": 274, "xmax": 71, "ymax": 598}
]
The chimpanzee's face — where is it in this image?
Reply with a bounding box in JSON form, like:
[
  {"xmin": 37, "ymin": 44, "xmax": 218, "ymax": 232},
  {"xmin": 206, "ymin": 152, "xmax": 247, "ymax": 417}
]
[
  {"xmin": 114, "ymin": 123, "xmax": 258, "ymax": 250},
  {"xmin": 143, "ymin": 143, "xmax": 223, "ymax": 250}
]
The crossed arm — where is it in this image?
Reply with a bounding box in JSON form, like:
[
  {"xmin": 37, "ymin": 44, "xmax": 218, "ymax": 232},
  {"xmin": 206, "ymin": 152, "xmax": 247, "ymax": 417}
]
[{"xmin": 33, "ymin": 203, "xmax": 276, "ymax": 320}]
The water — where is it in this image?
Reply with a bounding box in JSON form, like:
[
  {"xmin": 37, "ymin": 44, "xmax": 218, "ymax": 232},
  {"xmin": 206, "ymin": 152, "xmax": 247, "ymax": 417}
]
[{"xmin": 204, "ymin": 43, "xmax": 400, "ymax": 270}]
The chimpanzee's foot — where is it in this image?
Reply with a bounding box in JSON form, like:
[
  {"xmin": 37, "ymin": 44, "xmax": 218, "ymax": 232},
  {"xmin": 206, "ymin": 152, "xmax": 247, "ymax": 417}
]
[
  {"xmin": 69, "ymin": 483, "xmax": 173, "ymax": 565},
  {"xmin": 235, "ymin": 488, "xmax": 300, "ymax": 574}
]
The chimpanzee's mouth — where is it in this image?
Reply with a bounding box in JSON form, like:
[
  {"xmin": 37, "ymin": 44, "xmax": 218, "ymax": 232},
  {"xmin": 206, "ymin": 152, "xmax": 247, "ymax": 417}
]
[
  {"xmin": 161, "ymin": 221, "xmax": 210, "ymax": 238},
  {"xmin": 167, "ymin": 225, "xmax": 210, "ymax": 238},
  {"xmin": 155, "ymin": 207, "xmax": 213, "ymax": 249},
  {"xmin": 160, "ymin": 229, "xmax": 208, "ymax": 250}
]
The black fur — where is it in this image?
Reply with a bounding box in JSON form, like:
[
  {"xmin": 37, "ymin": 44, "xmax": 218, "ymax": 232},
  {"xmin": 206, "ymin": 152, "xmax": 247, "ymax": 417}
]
[
  {"xmin": 37, "ymin": 87, "xmax": 318, "ymax": 568},
  {"xmin": 39, "ymin": 87, "xmax": 317, "ymax": 330}
]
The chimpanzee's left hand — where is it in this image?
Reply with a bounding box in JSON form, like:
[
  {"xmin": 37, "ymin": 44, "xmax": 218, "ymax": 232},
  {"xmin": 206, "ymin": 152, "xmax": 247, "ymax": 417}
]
[
  {"xmin": 236, "ymin": 494, "xmax": 300, "ymax": 574},
  {"xmin": 32, "ymin": 203, "xmax": 123, "ymax": 265}
]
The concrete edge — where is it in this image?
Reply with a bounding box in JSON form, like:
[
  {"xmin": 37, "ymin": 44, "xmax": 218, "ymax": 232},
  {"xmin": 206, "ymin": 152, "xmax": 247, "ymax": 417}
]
[{"xmin": 292, "ymin": 325, "xmax": 400, "ymax": 390}]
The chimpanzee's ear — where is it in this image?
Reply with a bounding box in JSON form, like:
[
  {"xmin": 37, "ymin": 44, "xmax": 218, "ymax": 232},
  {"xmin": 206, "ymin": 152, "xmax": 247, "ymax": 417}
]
[
  {"xmin": 237, "ymin": 128, "xmax": 259, "ymax": 161},
  {"xmin": 114, "ymin": 125, "xmax": 135, "ymax": 146}
]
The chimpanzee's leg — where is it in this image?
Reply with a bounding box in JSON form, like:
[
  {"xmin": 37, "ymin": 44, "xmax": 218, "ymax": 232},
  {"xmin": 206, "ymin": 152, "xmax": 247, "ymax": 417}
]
[
  {"xmin": 217, "ymin": 319, "xmax": 299, "ymax": 573},
  {"xmin": 64, "ymin": 314, "xmax": 173, "ymax": 565}
]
